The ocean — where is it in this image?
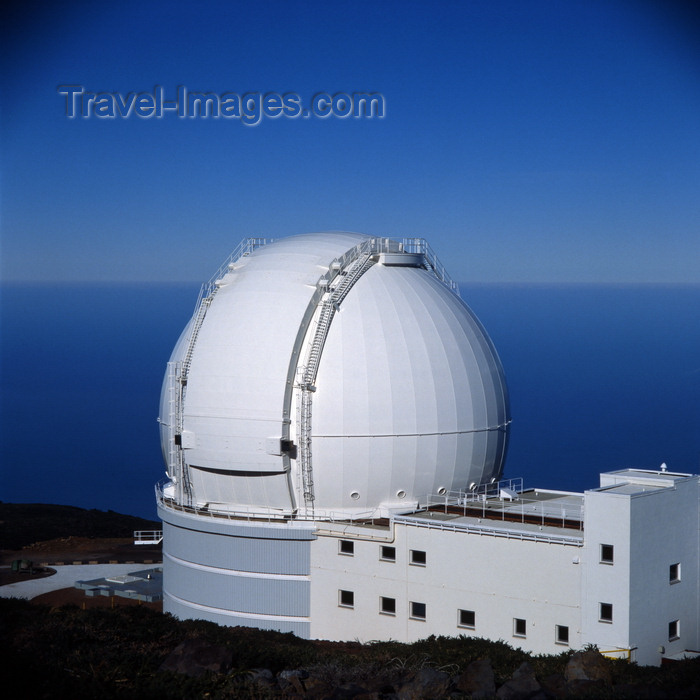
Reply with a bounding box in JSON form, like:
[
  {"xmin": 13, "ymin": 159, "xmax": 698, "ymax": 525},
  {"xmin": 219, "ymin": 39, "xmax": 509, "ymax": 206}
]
[{"xmin": 1, "ymin": 282, "xmax": 699, "ymax": 520}]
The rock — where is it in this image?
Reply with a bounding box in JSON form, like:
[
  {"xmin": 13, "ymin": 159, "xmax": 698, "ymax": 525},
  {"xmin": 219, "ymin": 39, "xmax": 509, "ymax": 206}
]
[
  {"xmin": 567, "ymin": 678, "xmax": 606, "ymax": 697},
  {"xmin": 496, "ymin": 662, "xmax": 542, "ymax": 700},
  {"xmin": 247, "ymin": 667, "xmax": 276, "ymax": 688},
  {"xmin": 565, "ymin": 649, "xmax": 612, "ymax": 684},
  {"xmin": 397, "ymin": 667, "xmax": 452, "ymax": 699},
  {"xmin": 159, "ymin": 638, "xmax": 233, "ymax": 677},
  {"xmin": 539, "ymin": 673, "xmax": 567, "ymax": 699},
  {"xmin": 278, "ymin": 668, "xmax": 310, "ymax": 693},
  {"xmin": 456, "ymin": 657, "xmax": 496, "ymax": 698}
]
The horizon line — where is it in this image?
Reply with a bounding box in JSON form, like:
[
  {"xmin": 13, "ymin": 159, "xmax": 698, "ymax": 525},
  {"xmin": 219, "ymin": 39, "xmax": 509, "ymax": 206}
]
[{"xmin": 1, "ymin": 279, "xmax": 699, "ymax": 288}]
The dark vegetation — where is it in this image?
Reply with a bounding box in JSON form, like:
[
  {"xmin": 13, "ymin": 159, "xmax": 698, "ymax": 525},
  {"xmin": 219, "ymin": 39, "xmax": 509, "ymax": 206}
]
[
  {"xmin": 1, "ymin": 504, "xmax": 699, "ymax": 697},
  {"xmin": 2, "ymin": 598, "xmax": 700, "ymax": 699}
]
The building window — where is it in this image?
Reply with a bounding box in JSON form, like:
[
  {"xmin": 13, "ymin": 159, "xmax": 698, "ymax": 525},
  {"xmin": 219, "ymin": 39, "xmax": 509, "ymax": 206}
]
[
  {"xmin": 380, "ymin": 596, "xmax": 396, "ymax": 615},
  {"xmin": 409, "ymin": 549, "xmax": 426, "ymax": 566},
  {"xmin": 339, "ymin": 540, "xmax": 354, "ymax": 556},
  {"xmin": 380, "ymin": 545, "xmax": 396, "ymax": 562},
  {"xmin": 458, "ymin": 609, "xmax": 475, "ymax": 629},
  {"xmin": 410, "ymin": 601, "xmax": 426, "ymax": 620},
  {"xmin": 599, "ymin": 603, "xmax": 613, "ymax": 623},
  {"xmin": 600, "ymin": 544, "xmax": 614, "ymax": 564},
  {"xmin": 556, "ymin": 625, "xmax": 569, "ymax": 645},
  {"xmin": 338, "ymin": 590, "xmax": 354, "ymax": 608},
  {"xmin": 513, "ymin": 618, "xmax": 526, "ymax": 638},
  {"xmin": 669, "ymin": 620, "xmax": 680, "ymax": 641},
  {"xmin": 670, "ymin": 563, "xmax": 681, "ymax": 583}
]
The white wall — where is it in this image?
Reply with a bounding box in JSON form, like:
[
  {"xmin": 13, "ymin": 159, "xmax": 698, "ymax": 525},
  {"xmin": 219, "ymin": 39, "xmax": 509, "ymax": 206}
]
[
  {"xmin": 628, "ymin": 479, "xmax": 699, "ymax": 665},
  {"xmin": 581, "ymin": 491, "xmax": 632, "ymax": 655},
  {"xmin": 310, "ymin": 520, "xmax": 582, "ymax": 655},
  {"xmin": 582, "ymin": 474, "xmax": 700, "ymax": 665}
]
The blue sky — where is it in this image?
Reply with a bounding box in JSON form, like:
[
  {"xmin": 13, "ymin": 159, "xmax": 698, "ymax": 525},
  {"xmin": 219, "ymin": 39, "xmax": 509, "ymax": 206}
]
[{"xmin": 2, "ymin": 0, "xmax": 699, "ymax": 284}]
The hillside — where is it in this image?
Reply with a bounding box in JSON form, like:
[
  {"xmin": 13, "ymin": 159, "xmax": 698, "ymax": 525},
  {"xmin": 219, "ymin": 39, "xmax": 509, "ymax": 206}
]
[
  {"xmin": 2, "ymin": 597, "xmax": 700, "ymax": 699},
  {"xmin": 0, "ymin": 502, "xmax": 160, "ymax": 550}
]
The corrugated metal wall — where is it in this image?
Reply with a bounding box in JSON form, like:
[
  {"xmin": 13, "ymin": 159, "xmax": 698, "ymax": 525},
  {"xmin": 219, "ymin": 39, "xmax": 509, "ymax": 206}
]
[
  {"xmin": 165, "ymin": 595, "xmax": 310, "ymax": 637},
  {"xmin": 160, "ymin": 506, "xmax": 315, "ymax": 637},
  {"xmin": 164, "ymin": 520, "xmax": 311, "ymax": 574}
]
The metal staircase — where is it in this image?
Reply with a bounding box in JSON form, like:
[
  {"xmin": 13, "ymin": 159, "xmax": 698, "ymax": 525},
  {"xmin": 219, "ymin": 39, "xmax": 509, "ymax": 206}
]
[
  {"xmin": 298, "ymin": 250, "xmax": 378, "ymax": 511},
  {"xmin": 181, "ymin": 297, "xmax": 212, "ymax": 381},
  {"xmin": 166, "ymin": 237, "xmax": 273, "ymax": 507}
]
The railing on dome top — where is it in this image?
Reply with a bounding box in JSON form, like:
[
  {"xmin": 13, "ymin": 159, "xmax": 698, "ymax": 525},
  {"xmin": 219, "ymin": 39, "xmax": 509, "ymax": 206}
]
[
  {"xmin": 194, "ymin": 237, "xmax": 274, "ymax": 313},
  {"xmin": 192, "ymin": 236, "xmax": 457, "ymax": 316},
  {"xmin": 400, "ymin": 237, "xmax": 460, "ymax": 295}
]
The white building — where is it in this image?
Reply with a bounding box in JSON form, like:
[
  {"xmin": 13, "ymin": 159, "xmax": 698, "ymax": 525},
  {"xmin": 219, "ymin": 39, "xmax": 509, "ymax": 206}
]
[{"xmin": 157, "ymin": 234, "xmax": 699, "ymax": 666}]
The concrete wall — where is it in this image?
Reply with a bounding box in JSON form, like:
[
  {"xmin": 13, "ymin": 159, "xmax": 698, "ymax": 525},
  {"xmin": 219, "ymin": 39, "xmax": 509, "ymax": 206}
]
[
  {"xmin": 582, "ymin": 474, "xmax": 700, "ymax": 664},
  {"xmin": 310, "ymin": 520, "xmax": 583, "ymax": 654},
  {"xmin": 581, "ymin": 491, "xmax": 632, "ymax": 656},
  {"xmin": 628, "ymin": 478, "xmax": 699, "ymax": 665}
]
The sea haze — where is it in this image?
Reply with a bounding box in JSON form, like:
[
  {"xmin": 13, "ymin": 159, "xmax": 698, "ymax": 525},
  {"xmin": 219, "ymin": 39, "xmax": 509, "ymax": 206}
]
[{"xmin": 1, "ymin": 282, "xmax": 699, "ymax": 519}]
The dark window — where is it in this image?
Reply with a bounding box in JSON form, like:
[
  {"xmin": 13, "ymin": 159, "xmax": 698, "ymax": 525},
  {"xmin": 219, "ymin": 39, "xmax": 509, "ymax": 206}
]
[
  {"xmin": 339, "ymin": 590, "xmax": 354, "ymax": 608},
  {"xmin": 556, "ymin": 625, "xmax": 569, "ymax": 645},
  {"xmin": 380, "ymin": 597, "xmax": 396, "ymax": 615},
  {"xmin": 380, "ymin": 545, "xmax": 396, "ymax": 562},
  {"xmin": 600, "ymin": 544, "xmax": 614, "ymax": 564},
  {"xmin": 599, "ymin": 603, "xmax": 613, "ymax": 623},
  {"xmin": 669, "ymin": 620, "xmax": 679, "ymax": 641},
  {"xmin": 339, "ymin": 540, "xmax": 354, "ymax": 555},
  {"xmin": 458, "ymin": 609, "xmax": 475, "ymax": 629},
  {"xmin": 513, "ymin": 618, "xmax": 526, "ymax": 637},
  {"xmin": 670, "ymin": 563, "xmax": 680, "ymax": 583},
  {"xmin": 410, "ymin": 601, "xmax": 426, "ymax": 620},
  {"xmin": 410, "ymin": 549, "xmax": 426, "ymax": 566}
]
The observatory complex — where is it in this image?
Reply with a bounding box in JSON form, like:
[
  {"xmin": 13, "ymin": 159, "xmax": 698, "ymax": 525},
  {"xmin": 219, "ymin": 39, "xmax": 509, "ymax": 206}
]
[{"xmin": 157, "ymin": 233, "xmax": 700, "ymax": 666}]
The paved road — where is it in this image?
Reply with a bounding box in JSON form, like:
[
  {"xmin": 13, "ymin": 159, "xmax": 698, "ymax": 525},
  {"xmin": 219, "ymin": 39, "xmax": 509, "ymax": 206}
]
[{"xmin": 0, "ymin": 564, "xmax": 158, "ymax": 599}]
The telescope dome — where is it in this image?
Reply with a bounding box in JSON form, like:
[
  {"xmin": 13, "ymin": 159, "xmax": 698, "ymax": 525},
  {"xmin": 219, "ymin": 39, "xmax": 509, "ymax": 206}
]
[{"xmin": 159, "ymin": 233, "xmax": 510, "ymax": 518}]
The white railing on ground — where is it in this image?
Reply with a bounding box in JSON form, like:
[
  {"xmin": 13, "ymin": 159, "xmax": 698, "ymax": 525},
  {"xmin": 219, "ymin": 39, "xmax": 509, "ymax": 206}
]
[
  {"xmin": 426, "ymin": 477, "xmax": 524, "ymax": 508},
  {"xmin": 393, "ymin": 514, "xmax": 583, "ymax": 546},
  {"xmin": 154, "ymin": 482, "xmax": 582, "ymax": 546},
  {"xmin": 134, "ymin": 530, "xmax": 163, "ymax": 545},
  {"xmin": 426, "ymin": 477, "xmax": 584, "ymax": 531}
]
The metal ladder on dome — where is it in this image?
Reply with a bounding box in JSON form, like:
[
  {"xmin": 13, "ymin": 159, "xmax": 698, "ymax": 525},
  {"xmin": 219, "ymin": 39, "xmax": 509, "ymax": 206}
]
[
  {"xmin": 171, "ymin": 296, "xmax": 214, "ymax": 506},
  {"xmin": 165, "ymin": 361, "xmax": 192, "ymax": 505},
  {"xmin": 169, "ymin": 236, "xmax": 274, "ymax": 507},
  {"xmin": 180, "ymin": 296, "xmax": 212, "ymax": 381},
  {"xmin": 298, "ymin": 250, "xmax": 378, "ymax": 511}
]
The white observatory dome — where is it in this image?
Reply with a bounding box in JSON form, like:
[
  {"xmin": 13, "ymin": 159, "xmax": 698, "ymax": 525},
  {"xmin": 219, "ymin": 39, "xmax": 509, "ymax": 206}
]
[{"xmin": 159, "ymin": 233, "xmax": 510, "ymax": 519}]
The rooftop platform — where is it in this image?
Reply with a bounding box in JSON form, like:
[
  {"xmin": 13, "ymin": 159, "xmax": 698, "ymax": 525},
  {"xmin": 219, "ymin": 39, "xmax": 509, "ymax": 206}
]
[
  {"xmin": 75, "ymin": 567, "xmax": 163, "ymax": 602},
  {"xmin": 595, "ymin": 468, "xmax": 695, "ymax": 495}
]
